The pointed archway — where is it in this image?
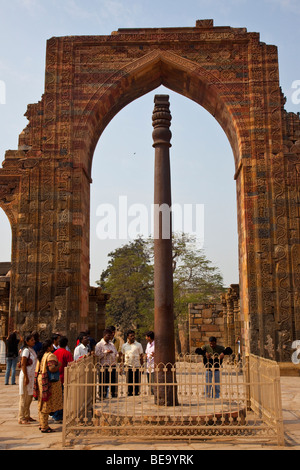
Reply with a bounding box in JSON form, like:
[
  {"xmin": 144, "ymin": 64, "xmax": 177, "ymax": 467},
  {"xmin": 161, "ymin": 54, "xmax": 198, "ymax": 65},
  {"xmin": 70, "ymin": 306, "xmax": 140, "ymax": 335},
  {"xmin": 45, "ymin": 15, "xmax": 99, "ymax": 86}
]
[
  {"xmin": 72, "ymin": 48, "xmax": 251, "ymax": 354},
  {"xmin": 75, "ymin": 49, "xmax": 248, "ymax": 176}
]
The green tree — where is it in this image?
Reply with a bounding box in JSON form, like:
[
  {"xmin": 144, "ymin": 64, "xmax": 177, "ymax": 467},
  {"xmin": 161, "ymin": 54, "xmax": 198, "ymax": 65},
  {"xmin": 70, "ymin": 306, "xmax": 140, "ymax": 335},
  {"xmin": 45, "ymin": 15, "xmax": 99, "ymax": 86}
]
[
  {"xmin": 98, "ymin": 233, "xmax": 225, "ymax": 348},
  {"xmin": 98, "ymin": 238, "xmax": 154, "ymax": 339},
  {"xmin": 147, "ymin": 233, "xmax": 225, "ymax": 352},
  {"xmin": 171, "ymin": 232, "xmax": 225, "ymax": 323}
]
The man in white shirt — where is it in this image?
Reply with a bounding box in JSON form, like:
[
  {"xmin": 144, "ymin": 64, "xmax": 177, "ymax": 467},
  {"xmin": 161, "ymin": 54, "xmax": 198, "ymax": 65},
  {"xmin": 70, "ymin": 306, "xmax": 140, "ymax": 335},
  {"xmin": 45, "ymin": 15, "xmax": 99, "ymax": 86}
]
[
  {"xmin": 95, "ymin": 329, "xmax": 118, "ymax": 399},
  {"xmin": 52, "ymin": 333, "xmax": 60, "ymax": 351},
  {"xmin": 74, "ymin": 333, "xmax": 90, "ymax": 361},
  {"xmin": 120, "ymin": 330, "xmax": 143, "ymax": 396},
  {"xmin": 145, "ymin": 331, "xmax": 155, "ymax": 395}
]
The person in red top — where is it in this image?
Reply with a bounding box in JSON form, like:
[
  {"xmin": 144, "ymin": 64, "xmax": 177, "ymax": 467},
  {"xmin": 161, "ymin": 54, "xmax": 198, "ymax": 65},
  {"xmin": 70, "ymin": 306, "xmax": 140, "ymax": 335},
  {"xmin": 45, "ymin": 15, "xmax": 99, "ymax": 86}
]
[
  {"xmin": 52, "ymin": 336, "xmax": 73, "ymax": 423},
  {"xmin": 54, "ymin": 336, "xmax": 73, "ymax": 384}
]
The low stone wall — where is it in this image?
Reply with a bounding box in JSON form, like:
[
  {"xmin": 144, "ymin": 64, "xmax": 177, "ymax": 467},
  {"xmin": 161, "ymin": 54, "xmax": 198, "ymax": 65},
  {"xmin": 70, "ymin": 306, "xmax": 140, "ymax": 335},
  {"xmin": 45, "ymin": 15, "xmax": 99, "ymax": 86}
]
[{"xmin": 189, "ymin": 303, "xmax": 224, "ymax": 352}]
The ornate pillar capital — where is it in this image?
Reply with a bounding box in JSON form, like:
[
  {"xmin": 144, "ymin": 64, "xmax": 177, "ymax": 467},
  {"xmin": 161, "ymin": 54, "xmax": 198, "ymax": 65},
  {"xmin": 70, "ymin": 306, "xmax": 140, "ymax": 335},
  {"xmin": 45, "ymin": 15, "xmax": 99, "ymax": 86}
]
[{"xmin": 152, "ymin": 95, "xmax": 172, "ymax": 148}]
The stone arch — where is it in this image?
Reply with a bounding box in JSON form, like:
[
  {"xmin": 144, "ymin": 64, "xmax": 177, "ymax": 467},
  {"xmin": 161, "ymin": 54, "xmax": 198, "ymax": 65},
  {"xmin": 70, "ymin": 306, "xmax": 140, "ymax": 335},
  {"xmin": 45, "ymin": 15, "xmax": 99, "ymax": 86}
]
[
  {"xmin": 74, "ymin": 50, "xmax": 250, "ymax": 178},
  {"xmin": 0, "ymin": 197, "xmax": 16, "ymax": 338},
  {"xmin": 0, "ymin": 205, "xmax": 13, "ymax": 255},
  {"xmin": 72, "ymin": 47, "xmax": 252, "ymax": 355},
  {"xmin": 0, "ymin": 22, "xmax": 299, "ymax": 361},
  {"xmin": 0, "ymin": 178, "xmax": 20, "ymax": 228}
]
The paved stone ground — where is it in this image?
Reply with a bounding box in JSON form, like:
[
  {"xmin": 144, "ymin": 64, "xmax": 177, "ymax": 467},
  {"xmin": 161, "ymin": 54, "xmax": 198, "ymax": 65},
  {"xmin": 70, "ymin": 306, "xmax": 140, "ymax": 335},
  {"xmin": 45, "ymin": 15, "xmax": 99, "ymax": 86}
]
[{"xmin": 0, "ymin": 371, "xmax": 299, "ymax": 451}]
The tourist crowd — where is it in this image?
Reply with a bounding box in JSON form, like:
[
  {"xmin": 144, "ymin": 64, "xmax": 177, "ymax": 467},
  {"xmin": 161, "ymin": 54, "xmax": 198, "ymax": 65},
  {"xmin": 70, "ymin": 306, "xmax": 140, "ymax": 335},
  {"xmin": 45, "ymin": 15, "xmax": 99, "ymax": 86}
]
[
  {"xmin": 3, "ymin": 327, "xmax": 155, "ymax": 434},
  {"xmin": 4, "ymin": 327, "xmax": 232, "ymax": 435}
]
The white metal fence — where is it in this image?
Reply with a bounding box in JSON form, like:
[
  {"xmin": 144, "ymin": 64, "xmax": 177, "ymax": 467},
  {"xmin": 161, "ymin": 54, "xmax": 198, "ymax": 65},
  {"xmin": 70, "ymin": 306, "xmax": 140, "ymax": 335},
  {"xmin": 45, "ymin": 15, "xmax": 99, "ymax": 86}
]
[{"xmin": 62, "ymin": 354, "xmax": 284, "ymax": 446}]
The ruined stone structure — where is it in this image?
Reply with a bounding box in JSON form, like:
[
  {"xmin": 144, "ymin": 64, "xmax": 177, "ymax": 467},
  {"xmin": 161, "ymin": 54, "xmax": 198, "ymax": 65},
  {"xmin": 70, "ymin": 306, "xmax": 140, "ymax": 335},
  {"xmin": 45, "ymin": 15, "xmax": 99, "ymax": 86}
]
[
  {"xmin": 88, "ymin": 286, "xmax": 109, "ymax": 345},
  {"xmin": 0, "ymin": 20, "xmax": 299, "ymax": 359},
  {"xmin": 221, "ymin": 285, "xmax": 241, "ymax": 355},
  {"xmin": 0, "ymin": 262, "xmax": 108, "ymax": 343},
  {"xmin": 0, "ymin": 263, "xmax": 10, "ymax": 339},
  {"xmin": 189, "ymin": 302, "xmax": 224, "ymax": 352},
  {"xmin": 189, "ymin": 285, "xmax": 241, "ymax": 355}
]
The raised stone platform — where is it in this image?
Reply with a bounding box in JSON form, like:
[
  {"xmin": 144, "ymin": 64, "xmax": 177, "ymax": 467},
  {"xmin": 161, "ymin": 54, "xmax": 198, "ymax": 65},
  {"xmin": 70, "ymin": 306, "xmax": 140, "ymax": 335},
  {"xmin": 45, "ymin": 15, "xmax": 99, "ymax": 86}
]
[
  {"xmin": 0, "ymin": 372, "xmax": 299, "ymax": 449},
  {"xmin": 93, "ymin": 395, "xmax": 247, "ymax": 439},
  {"xmin": 279, "ymin": 363, "xmax": 300, "ymax": 377},
  {"xmin": 94, "ymin": 395, "xmax": 245, "ymax": 421}
]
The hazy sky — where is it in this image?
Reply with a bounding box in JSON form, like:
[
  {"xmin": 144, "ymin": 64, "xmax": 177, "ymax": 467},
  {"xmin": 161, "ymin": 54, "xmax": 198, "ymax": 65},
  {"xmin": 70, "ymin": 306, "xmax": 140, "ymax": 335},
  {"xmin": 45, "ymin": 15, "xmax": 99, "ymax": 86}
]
[{"xmin": 0, "ymin": 0, "xmax": 300, "ymax": 287}]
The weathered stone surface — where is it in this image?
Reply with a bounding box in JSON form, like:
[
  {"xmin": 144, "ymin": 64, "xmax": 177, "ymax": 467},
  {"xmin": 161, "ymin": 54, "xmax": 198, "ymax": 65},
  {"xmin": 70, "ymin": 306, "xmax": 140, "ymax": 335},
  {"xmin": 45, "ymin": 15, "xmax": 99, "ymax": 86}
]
[
  {"xmin": 0, "ymin": 263, "xmax": 108, "ymax": 346},
  {"xmin": 189, "ymin": 303, "xmax": 224, "ymax": 350}
]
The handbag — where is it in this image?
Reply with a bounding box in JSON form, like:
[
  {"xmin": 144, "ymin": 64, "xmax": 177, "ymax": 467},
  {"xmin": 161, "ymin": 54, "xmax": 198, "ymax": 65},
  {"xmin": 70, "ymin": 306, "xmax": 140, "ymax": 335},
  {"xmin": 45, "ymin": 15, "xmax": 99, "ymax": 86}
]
[
  {"xmin": 18, "ymin": 351, "xmax": 32, "ymax": 369},
  {"xmin": 48, "ymin": 370, "xmax": 60, "ymax": 382},
  {"xmin": 46, "ymin": 350, "xmax": 60, "ymax": 382}
]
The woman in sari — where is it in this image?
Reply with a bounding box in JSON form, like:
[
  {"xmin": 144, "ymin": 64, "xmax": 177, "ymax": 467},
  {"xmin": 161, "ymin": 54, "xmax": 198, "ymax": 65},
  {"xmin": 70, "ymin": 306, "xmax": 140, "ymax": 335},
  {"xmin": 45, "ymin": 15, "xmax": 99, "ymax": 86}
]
[
  {"xmin": 18, "ymin": 333, "xmax": 37, "ymax": 424},
  {"xmin": 34, "ymin": 339, "xmax": 63, "ymax": 433}
]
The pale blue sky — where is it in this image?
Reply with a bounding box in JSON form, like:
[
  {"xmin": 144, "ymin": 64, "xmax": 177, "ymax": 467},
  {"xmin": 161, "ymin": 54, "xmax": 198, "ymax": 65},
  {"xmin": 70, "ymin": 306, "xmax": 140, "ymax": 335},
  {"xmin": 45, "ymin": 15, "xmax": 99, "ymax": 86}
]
[{"xmin": 0, "ymin": 0, "xmax": 300, "ymax": 286}]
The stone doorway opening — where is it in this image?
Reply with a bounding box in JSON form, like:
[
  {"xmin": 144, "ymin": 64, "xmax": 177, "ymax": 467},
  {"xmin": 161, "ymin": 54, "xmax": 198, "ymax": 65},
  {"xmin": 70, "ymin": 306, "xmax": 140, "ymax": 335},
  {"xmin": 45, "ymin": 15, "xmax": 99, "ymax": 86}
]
[{"xmin": 89, "ymin": 85, "xmax": 239, "ymax": 351}]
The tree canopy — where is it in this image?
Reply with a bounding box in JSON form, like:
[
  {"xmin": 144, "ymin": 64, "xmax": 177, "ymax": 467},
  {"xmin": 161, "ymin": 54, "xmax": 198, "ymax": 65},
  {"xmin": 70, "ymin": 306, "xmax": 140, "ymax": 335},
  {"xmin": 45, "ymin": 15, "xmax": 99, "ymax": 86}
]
[
  {"xmin": 98, "ymin": 234, "xmax": 225, "ymax": 341},
  {"xmin": 98, "ymin": 238, "xmax": 154, "ymax": 337}
]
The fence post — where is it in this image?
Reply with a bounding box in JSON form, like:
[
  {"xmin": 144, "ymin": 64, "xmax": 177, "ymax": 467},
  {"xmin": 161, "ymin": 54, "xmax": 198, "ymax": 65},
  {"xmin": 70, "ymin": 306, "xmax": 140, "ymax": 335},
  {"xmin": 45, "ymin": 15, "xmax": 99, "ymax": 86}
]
[
  {"xmin": 274, "ymin": 371, "xmax": 285, "ymax": 446},
  {"xmin": 244, "ymin": 355, "xmax": 251, "ymax": 410},
  {"xmin": 62, "ymin": 365, "xmax": 68, "ymax": 447}
]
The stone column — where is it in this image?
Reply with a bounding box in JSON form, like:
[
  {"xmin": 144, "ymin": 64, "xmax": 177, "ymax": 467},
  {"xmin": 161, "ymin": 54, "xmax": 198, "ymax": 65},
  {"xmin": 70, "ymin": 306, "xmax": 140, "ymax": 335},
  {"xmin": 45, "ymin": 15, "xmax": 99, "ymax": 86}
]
[
  {"xmin": 0, "ymin": 275, "xmax": 10, "ymax": 339},
  {"xmin": 225, "ymin": 294, "xmax": 234, "ymax": 351},
  {"xmin": 232, "ymin": 285, "xmax": 241, "ymax": 355},
  {"xmin": 221, "ymin": 294, "xmax": 228, "ymax": 347},
  {"xmin": 152, "ymin": 95, "xmax": 178, "ymax": 406}
]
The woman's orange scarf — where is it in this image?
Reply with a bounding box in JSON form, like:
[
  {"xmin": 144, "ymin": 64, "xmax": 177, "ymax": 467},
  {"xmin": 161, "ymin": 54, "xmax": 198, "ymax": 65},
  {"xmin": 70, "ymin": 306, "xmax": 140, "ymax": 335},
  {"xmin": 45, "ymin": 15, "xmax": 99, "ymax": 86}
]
[{"xmin": 33, "ymin": 352, "xmax": 53, "ymax": 402}]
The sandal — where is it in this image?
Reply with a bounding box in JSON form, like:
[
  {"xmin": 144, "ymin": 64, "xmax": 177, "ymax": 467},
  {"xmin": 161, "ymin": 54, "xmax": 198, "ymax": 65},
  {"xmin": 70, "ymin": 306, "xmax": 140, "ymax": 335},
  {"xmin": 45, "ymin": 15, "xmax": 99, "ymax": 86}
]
[
  {"xmin": 28, "ymin": 417, "xmax": 37, "ymax": 422},
  {"xmin": 41, "ymin": 427, "xmax": 55, "ymax": 433},
  {"xmin": 18, "ymin": 419, "xmax": 29, "ymax": 425}
]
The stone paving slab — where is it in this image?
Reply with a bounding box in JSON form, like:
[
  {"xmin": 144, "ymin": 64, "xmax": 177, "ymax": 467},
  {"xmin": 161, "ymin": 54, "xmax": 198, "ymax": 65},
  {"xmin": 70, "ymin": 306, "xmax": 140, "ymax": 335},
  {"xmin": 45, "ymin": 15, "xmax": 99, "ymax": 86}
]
[{"xmin": 0, "ymin": 372, "xmax": 299, "ymax": 451}]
